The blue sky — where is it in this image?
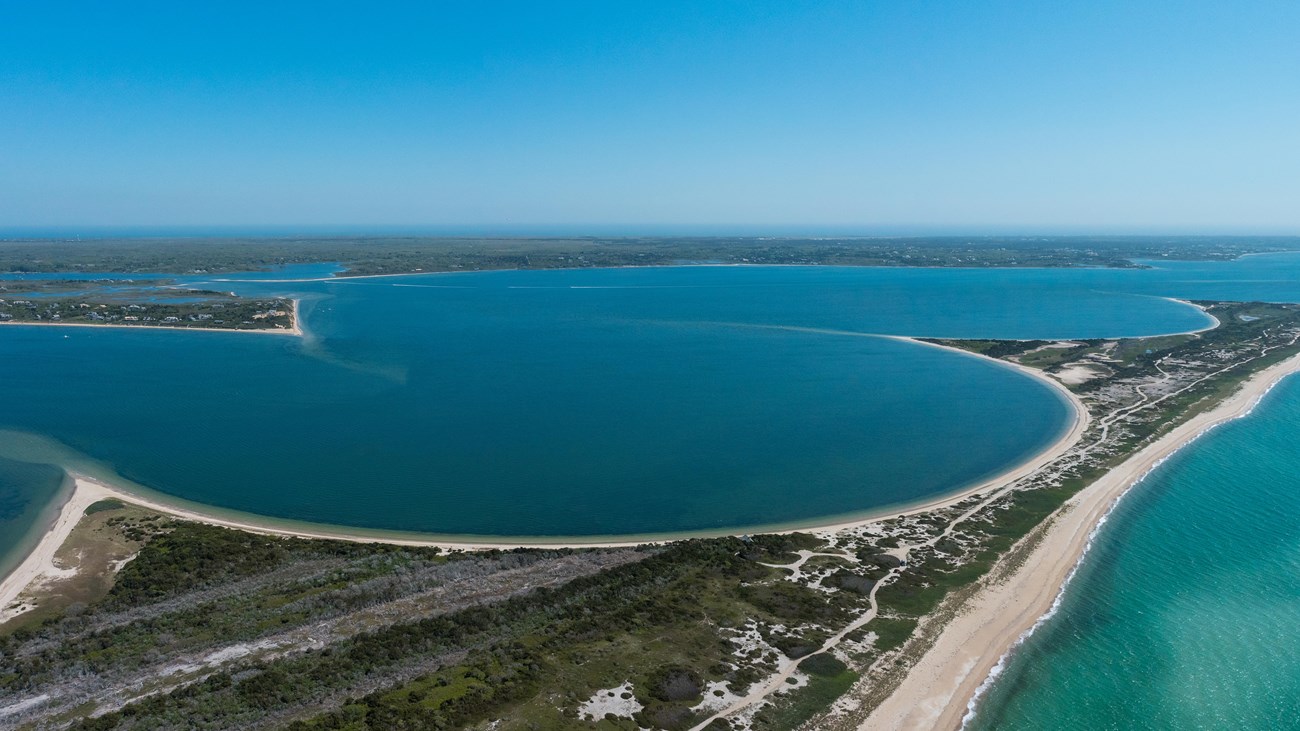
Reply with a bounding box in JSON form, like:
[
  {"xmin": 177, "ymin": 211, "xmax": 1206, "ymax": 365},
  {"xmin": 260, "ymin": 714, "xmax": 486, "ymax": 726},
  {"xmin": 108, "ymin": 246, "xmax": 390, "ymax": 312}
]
[{"xmin": 2, "ymin": 1, "xmax": 1298, "ymax": 233}]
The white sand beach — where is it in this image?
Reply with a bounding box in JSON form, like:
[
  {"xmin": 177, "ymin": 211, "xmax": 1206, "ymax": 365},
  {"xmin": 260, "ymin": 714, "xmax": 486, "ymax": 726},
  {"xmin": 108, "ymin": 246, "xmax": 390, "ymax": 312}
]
[
  {"xmin": 860, "ymin": 350, "xmax": 1300, "ymax": 731},
  {"xmin": 0, "ymin": 479, "xmax": 114, "ymax": 623},
  {"xmin": 0, "ymin": 335, "xmax": 1089, "ymax": 625}
]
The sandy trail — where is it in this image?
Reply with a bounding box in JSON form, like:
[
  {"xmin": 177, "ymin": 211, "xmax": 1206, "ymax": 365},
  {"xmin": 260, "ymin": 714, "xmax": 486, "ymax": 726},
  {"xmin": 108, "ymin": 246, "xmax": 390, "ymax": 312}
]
[{"xmin": 861, "ymin": 350, "xmax": 1300, "ymax": 731}]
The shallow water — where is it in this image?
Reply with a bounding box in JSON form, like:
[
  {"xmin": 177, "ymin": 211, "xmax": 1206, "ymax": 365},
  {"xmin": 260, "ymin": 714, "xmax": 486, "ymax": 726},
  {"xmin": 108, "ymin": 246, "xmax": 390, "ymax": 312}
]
[
  {"xmin": 0, "ymin": 458, "xmax": 67, "ymax": 578},
  {"xmin": 5, "ymin": 253, "xmax": 1300, "ymax": 723},
  {"xmin": 4, "ymin": 256, "xmax": 1299, "ymax": 543},
  {"xmin": 969, "ymin": 374, "xmax": 1300, "ymax": 730}
]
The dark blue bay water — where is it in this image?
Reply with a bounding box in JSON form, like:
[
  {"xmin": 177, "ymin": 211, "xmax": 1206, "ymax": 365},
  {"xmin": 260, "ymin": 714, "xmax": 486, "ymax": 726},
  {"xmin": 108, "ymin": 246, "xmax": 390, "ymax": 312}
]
[
  {"xmin": 969, "ymin": 374, "xmax": 1300, "ymax": 730},
  {"xmin": 5, "ymin": 253, "xmax": 1300, "ymax": 725},
  {"xmin": 3, "ymin": 255, "xmax": 1299, "ymax": 543},
  {"xmin": 2, "ymin": 265, "xmax": 1094, "ymax": 539}
]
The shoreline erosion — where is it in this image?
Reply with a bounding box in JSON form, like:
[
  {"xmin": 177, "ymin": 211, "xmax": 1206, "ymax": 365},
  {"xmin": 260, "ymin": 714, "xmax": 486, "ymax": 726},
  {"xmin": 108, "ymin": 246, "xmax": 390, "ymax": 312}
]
[{"xmin": 860, "ymin": 349, "xmax": 1300, "ymax": 731}]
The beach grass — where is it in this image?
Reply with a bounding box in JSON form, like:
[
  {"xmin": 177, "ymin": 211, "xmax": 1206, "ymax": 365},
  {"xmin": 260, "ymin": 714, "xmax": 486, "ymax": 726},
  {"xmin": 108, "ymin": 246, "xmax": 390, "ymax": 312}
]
[{"xmin": 1, "ymin": 503, "xmax": 159, "ymax": 634}]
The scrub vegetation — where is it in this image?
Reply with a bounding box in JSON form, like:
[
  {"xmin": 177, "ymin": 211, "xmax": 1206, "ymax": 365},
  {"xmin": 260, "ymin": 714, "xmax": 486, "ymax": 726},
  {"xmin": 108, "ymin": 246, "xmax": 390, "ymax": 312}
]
[
  {"xmin": 5, "ymin": 240, "xmax": 1300, "ymax": 729},
  {"xmin": 0, "ymin": 294, "xmax": 294, "ymax": 332},
  {"xmin": 5, "ymin": 302, "xmax": 1300, "ymax": 730}
]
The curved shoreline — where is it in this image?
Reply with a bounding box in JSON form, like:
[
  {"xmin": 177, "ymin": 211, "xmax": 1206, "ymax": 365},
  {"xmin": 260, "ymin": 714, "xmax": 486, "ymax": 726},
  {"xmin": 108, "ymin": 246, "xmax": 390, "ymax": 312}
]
[
  {"xmin": 0, "ymin": 335, "xmax": 1088, "ymax": 611},
  {"xmin": 0, "ymin": 476, "xmax": 104, "ymax": 623},
  {"xmin": 803, "ymin": 336, "xmax": 1088, "ymax": 533},
  {"xmin": 860, "ymin": 350, "xmax": 1300, "ymax": 731}
]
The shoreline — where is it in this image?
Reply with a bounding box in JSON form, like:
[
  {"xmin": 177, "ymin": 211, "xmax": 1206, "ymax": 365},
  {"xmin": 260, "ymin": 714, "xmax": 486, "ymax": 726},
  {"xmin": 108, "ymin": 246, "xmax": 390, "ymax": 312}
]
[
  {"xmin": 802, "ymin": 336, "xmax": 1089, "ymax": 532},
  {"xmin": 2, "ymin": 338, "xmax": 1087, "ymax": 538},
  {"xmin": 0, "ymin": 477, "xmax": 113, "ymax": 623},
  {"xmin": 0, "ymin": 337, "xmax": 1089, "ymax": 607},
  {"xmin": 0, "ymin": 298, "xmax": 304, "ymax": 337},
  {"xmin": 860, "ymin": 349, "xmax": 1300, "ymax": 731}
]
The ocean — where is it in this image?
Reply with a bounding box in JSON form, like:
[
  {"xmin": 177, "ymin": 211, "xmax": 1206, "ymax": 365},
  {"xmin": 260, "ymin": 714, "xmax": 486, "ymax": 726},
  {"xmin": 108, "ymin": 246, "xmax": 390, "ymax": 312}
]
[
  {"xmin": 7, "ymin": 253, "xmax": 1300, "ymax": 723},
  {"xmin": 968, "ymin": 373, "xmax": 1300, "ymax": 730}
]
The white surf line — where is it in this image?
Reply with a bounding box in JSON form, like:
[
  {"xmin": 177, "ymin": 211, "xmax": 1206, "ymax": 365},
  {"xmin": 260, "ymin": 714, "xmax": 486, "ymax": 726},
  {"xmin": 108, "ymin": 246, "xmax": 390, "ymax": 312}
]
[
  {"xmin": 954, "ymin": 330, "xmax": 1300, "ymax": 729},
  {"xmin": 689, "ymin": 314, "xmax": 1268, "ymax": 728},
  {"xmin": 862, "ymin": 344, "xmax": 1300, "ymax": 731}
]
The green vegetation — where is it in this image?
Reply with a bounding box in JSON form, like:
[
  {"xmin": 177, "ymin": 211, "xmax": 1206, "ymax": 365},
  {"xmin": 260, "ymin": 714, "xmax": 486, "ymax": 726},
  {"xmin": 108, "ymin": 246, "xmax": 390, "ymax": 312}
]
[
  {"xmin": 0, "ymin": 294, "xmax": 293, "ymax": 332},
  {"xmin": 753, "ymin": 654, "xmax": 858, "ymax": 731},
  {"xmin": 867, "ymin": 618, "xmax": 919, "ymax": 653},
  {"xmin": 1, "ymin": 522, "xmax": 877, "ymax": 730},
  {"xmin": 1, "ymin": 504, "xmax": 163, "ymax": 634},
  {"xmin": 83, "ymin": 499, "xmax": 126, "ymax": 515},
  {"xmin": 870, "ymin": 301, "xmax": 1300, "ymax": 690},
  {"xmin": 7, "ymin": 299, "xmax": 1300, "ymax": 730}
]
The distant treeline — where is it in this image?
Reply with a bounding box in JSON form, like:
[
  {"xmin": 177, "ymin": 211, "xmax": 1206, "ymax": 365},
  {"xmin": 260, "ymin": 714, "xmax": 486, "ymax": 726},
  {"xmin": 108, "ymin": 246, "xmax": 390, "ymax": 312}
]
[{"xmin": 1, "ymin": 235, "xmax": 1294, "ymax": 277}]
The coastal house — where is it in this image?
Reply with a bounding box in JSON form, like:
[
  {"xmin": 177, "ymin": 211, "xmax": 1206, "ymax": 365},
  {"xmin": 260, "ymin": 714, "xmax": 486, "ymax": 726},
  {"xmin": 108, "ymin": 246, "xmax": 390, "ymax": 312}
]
[{"xmin": 162, "ymin": 316, "xmax": 181, "ymax": 323}]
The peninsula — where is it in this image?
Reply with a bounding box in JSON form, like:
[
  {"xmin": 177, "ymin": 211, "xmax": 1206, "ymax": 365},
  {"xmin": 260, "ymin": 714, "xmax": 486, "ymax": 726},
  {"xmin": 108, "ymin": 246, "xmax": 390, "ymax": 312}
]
[
  {"xmin": 0, "ymin": 291, "xmax": 300, "ymax": 334},
  {"xmin": 1, "ymin": 296, "xmax": 1297, "ymax": 730}
]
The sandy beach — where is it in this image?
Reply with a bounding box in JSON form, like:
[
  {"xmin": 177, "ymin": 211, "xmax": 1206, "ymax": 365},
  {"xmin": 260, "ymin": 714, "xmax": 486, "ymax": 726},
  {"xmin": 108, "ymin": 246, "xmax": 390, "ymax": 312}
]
[
  {"xmin": 0, "ymin": 478, "xmax": 115, "ymax": 623},
  {"xmin": 0, "ymin": 335, "xmax": 1089, "ymax": 623},
  {"xmin": 860, "ymin": 350, "xmax": 1300, "ymax": 731},
  {"xmin": 805, "ymin": 336, "xmax": 1090, "ymax": 532}
]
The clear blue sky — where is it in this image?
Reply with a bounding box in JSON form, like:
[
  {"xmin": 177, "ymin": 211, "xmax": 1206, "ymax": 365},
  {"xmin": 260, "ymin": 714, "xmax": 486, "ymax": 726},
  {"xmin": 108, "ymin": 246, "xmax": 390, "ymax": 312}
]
[{"xmin": 3, "ymin": 1, "xmax": 1298, "ymax": 233}]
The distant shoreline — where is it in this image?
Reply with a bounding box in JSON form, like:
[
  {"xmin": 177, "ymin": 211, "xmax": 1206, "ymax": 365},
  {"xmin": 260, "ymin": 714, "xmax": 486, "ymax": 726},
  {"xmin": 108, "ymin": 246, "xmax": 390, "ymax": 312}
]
[{"xmin": 860, "ymin": 349, "xmax": 1300, "ymax": 731}]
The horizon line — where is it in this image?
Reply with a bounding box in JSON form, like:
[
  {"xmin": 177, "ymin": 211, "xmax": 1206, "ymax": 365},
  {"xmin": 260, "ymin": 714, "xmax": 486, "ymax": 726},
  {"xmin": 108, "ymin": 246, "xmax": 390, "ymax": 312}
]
[{"xmin": 5, "ymin": 224, "xmax": 1300, "ymax": 240}]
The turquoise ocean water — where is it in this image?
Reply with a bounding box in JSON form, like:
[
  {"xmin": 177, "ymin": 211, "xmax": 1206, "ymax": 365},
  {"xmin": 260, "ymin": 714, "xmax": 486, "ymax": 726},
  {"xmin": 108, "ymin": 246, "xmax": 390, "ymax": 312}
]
[
  {"xmin": 969, "ymin": 374, "xmax": 1300, "ymax": 730},
  {"xmin": 5, "ymin": 253, "xmax": 1300, "ymax": 723}
]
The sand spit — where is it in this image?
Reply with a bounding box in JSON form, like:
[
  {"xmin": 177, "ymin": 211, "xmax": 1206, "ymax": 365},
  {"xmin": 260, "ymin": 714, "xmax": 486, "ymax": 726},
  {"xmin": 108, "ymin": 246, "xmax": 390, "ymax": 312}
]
[
  {"xmin": 0, "ymin": 479, "xmax": 115, "ymax": 623},
  {"xmin": 860, "ymin": 351, "xmax": 1300, "ymax": 731}
]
